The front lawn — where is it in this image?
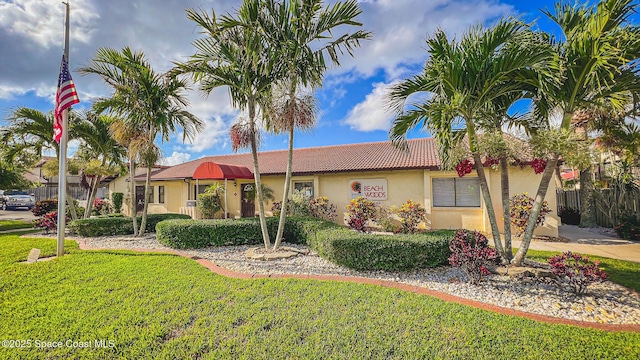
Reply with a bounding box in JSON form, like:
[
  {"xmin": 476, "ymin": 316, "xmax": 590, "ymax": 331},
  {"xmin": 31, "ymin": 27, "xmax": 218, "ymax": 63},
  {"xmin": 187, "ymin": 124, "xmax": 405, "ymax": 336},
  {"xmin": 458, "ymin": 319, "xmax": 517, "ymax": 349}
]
[
  {"xmin": 1, "ymin": 234, "xmax": 639, "ymax": 359},
  {"xmin": 0, "ymin": 219, "xmax": 34, "ymax": 232}
]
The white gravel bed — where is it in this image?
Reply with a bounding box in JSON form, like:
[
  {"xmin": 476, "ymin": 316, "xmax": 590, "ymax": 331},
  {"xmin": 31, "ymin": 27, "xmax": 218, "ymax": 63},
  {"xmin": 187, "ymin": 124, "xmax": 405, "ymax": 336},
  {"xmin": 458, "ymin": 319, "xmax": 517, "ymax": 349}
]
[{"xmin": 60, "ymin": 233, "xmax": 640, "ymax": 325}]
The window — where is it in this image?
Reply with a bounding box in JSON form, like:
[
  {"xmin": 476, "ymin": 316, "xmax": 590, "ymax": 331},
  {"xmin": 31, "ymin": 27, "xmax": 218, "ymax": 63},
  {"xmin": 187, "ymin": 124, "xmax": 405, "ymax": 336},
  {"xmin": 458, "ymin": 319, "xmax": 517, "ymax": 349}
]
[
  {"xmin": 294, "ymin": 181, "xmax": 314, "ymax": 197},
  {"xmin": 148, "ymin": 186, "xmax": 155, "ymax": 204},
  {"xmin": 432, "ymin": 178, "xmax": 481, "ymax": 207},
  {"xmin": 194, "ymin": 185, "xmax": 207, "ymax": 199},
  {"xmin": 158, "ymin": 186, "xmax": 165, "ymax": 204}
]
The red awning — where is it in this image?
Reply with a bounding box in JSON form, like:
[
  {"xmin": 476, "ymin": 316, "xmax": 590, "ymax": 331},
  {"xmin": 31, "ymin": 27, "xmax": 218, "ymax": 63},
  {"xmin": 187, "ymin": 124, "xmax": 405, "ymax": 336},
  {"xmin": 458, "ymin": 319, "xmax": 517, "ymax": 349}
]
[{"xmin": 192, "ymin": 162, "xmax": 254, "ymax": 180}]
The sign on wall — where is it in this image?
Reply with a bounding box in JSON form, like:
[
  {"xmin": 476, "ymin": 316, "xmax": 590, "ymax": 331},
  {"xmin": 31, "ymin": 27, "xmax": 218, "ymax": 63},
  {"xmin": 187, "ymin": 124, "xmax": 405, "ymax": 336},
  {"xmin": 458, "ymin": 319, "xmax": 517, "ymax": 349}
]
[{"xmin": 349, "ymin": 178, "xmax": 387, "ymax": 200}]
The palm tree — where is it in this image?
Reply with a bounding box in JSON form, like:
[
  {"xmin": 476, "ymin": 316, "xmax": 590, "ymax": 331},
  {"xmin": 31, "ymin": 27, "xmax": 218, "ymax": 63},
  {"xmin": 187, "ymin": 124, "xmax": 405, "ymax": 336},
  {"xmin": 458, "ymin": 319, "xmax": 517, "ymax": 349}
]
[
  {"xmin": 72, "ymin": 113, "xmax": 126, "ymax": 218},
  {"xmin": 80, "ymin": 47, "xmax": 203, "ymax": 235},
  {"xmin": 174, "ymin": 2, "xmax": 280, "ymax": 250},
  {"xmin": 512, "ymin": 0, "xmax": 640, "ymax": 265},
  {"xmin": 388, "ymin": 19, "xmax": 552, "ymax": 262},
  {"xmin": 1, "ymin": 107, "xmax": 81, "ymax": 220},
  {"xmin": 108, "ymin": 119, "xmax": 149, "ymax": 234},
  {"xmin": 260, "ymin": 0, "xmax": 371, "ymax": 251}
]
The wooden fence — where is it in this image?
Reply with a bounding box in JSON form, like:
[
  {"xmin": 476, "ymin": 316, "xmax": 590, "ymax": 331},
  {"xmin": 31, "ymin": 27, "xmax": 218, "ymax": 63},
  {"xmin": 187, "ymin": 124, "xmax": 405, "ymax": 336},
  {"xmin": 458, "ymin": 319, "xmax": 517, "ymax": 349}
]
[
  {"xmin": 28, "ymin": 186, "xmax": 87, "ymax": 202},
  {"xmin": 556, "ymin": 189, "xmax": 640, "ymax": 228}
]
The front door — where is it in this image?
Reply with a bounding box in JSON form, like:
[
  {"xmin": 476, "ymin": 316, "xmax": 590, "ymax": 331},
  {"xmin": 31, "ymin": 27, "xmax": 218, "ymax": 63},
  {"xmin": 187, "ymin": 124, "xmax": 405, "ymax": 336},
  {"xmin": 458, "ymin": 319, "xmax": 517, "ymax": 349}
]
[
  {"xmin": 135, "ymin": 186, "xmax": 145, "ymax": 213},
  {"xmin": 241, "ymin": 183, "xmax": 255, "ymax": 217}
]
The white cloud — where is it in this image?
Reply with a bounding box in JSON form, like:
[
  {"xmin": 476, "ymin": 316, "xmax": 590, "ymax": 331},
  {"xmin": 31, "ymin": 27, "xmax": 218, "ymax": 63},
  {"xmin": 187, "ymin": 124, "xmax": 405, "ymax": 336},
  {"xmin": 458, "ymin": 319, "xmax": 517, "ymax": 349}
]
[
  {"xmin": 161, "ymin": 151, "xmax": 191, "ymax": 166},
  {"xmin": 326, "ymin": 0, "xmax": 514, "ymax": 80},
  {"xmin": 184, "ymin": 115, "xmax": 231, "ymax": 153},
  {"xmin": 0, "ymin": 0, "xmax": 98, "ymax": 48},
  {"xmin": 343, "ymin": 81, "xmax": 397, "ymax": 132}
]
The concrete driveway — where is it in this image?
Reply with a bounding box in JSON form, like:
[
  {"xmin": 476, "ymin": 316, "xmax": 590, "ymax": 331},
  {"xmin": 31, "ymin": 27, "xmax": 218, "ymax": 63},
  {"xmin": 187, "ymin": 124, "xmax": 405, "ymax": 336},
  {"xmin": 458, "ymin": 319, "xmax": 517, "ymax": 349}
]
[{"xmin": 0, "ymin": 209, "xmax": 36, "ymax": 221}]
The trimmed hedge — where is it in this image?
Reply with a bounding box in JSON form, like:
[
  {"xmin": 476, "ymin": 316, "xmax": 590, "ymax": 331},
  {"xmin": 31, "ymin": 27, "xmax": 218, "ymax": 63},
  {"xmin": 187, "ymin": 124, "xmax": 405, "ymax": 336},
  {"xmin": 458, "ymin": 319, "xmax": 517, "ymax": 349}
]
[
  {"xmin": 156, "ymin": 217, "xmax": 453, "ymax": 271},
  {"xmin": 68, "ymin": 213, "xmax": 191, "ymax": 237},
  {"xmin": 156, "ymin": 217, "xmax": 334, "ymax": 249},
  {"xmin": 310, "ymin": 228, "xmax": 453, "ymax": 271}
]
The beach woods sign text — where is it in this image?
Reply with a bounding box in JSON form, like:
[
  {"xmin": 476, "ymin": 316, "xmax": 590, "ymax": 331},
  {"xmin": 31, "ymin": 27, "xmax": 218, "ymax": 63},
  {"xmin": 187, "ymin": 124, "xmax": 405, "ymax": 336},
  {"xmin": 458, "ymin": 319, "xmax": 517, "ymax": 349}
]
[{"xmin": 349, "ymin": 179, "xmax": 387, "ymax": 200}]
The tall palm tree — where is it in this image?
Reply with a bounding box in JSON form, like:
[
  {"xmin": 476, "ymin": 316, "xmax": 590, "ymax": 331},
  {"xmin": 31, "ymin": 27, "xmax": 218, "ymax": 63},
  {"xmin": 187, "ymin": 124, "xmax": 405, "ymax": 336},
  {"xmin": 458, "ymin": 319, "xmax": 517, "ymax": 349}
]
[
  {"xmin": 72, "ymin": 113, "xmax": 126, "ymax": 218},
  {"xmin": 174, "ymin": 2, "xmax": 280, "ymax": 250},
  {"xmin": 260, "ymin": 0, "xmax": 371, "ymax": 251},
  {"xmin": 388, "ymin": 19, "xmax": 552, "ymax": 262},
  {"xmin": 512, "ymin": 0, "xmax": 640, "ymax": 265},
  {"xmin": 80, "ymin": 47, "xmax": 203, "ymax": 236},
  {"xmin": 1, "ymin": 107, "xmax": 81, "ymax": 220}
]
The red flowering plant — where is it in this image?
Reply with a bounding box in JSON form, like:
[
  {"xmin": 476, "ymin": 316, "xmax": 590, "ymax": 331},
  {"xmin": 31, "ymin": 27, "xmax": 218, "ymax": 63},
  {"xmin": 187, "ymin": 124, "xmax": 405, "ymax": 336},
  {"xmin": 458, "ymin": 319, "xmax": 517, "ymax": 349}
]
[
  {"xmin": 614, "ymin": 215, "xmax": 640, "ymax": 241},
  {"xmin": 35, "ymin": 211, "xmax": 69, "ymax": 234},
  {"xmin": 509, "ymin": 193, "xmax": 551, "ymax": 237},
  {"xmin": 455, "ymin": 159, "xmax": 474, "ymax": 177},
  {"xmin": 530, "ymin": 158, "xmax": 547, "ymax": 174},
  {"xmin": 346, "ymin": 196, "xmax": 377, "ymax": 232},
  {"xmin": 548, "ymin": 252, "xmax": 607, "ymax": 294},
  {"xmin": 448, "ymin": 229, "xmax": 499, "ymax": 284},
  {"xmin": 397, "ymin": 199, "xmax": 425, "ymax": 233}
]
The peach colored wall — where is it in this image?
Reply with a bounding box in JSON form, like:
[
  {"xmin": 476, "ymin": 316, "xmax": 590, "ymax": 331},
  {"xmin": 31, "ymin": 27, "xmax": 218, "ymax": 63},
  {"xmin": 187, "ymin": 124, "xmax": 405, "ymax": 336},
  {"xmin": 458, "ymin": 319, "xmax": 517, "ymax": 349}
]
[
  {"xmin": 486, "ymin": 167, "xmax": 559, "ymax": 237},
  {"xmin": 107, "ymin": 166, "xmax": 559, "ymax": 236}
]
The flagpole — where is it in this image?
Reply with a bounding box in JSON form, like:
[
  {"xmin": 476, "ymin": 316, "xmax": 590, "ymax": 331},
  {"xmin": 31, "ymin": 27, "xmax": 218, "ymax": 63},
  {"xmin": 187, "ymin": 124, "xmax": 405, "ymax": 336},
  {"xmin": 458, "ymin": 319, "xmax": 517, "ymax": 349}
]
[{"xmin": 56, "ymin": 1, "xmax": 70, "ymax": 257}]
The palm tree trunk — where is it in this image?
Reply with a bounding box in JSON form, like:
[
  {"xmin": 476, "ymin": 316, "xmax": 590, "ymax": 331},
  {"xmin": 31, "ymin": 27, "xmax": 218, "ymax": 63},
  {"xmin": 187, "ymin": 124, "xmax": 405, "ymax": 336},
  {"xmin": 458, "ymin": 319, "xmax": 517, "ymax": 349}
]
[
  {"xmin": 248, "ymin": 100, "xmax": 271, "ymax": 249},
  {"xmin": 512, "ymin": 157, "xmax": 559, "ymax": 265},
  {"xmin": 472, "ymin": 153, "xmax": 503, "ymax": 256},
  {"xmin": 579, "ymin": 166, "xmax": 596, "ymax": 227},
  {"xmin": 84, "ymin": 177, "xmax": 97, "ymax": 218},
  {"xmin": 54, "ymin": 148, "xmax": 77, "ymax": 221},
  {"xmin": 129, "ymin": 158, "xmax": 138, "ymax": 235},
  {"xmin": 138, "ymin": 166, "xmax": 152, "ymax": 236},
  {"xmin": 65, "ymin": 180, "xmax": 78, "ymax": 221},
  {"xmin": 500, "ymin": 157, "xmax": 512, "ymax": 262},
  {"xmin": 273, "ymin": 125, "xmax": 294, "ymax": 250}
]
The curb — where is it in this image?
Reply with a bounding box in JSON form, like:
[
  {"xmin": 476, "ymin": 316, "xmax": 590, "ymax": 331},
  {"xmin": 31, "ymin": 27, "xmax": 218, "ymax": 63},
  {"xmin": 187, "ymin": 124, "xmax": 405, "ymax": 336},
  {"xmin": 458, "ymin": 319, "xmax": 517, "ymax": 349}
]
[{"xmin": 74, "ymin": 239, "xmax": 640, "ymax": 333}]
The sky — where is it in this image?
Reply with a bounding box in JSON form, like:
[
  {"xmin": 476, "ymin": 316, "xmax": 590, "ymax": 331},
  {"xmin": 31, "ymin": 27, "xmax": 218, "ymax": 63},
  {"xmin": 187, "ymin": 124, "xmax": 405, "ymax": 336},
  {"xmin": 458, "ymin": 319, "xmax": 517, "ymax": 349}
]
[{"xmin": 0, "ymin": 0, "xmax": 588, "ymax": 166}]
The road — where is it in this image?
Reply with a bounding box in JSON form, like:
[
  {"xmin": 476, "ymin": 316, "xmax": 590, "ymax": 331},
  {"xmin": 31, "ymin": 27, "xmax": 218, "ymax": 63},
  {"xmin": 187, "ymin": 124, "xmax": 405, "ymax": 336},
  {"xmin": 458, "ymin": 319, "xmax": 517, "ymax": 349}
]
[{"xmin": 0, "ymin": 209, "xmax": 36, "ymax": 221}]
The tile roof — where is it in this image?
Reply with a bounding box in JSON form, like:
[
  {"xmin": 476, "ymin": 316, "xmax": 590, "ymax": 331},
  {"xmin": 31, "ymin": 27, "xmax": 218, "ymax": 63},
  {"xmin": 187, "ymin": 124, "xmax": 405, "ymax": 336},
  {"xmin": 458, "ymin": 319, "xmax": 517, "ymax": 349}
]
[{"xmin": 144, "ymin": 138, "xmax": 441, "ymax": 180}]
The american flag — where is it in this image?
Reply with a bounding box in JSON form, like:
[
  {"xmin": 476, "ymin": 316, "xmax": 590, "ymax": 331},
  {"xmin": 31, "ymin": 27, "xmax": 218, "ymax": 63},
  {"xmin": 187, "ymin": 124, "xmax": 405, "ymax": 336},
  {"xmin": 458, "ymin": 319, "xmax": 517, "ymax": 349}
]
[{"xmin": 54, "ymin": 54, "xmax": 79, "ymax": 143}]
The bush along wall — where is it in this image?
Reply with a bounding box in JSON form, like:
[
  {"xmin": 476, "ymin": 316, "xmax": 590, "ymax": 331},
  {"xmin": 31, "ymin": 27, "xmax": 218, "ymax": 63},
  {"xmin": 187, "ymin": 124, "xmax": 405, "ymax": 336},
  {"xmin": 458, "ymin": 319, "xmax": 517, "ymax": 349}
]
[
  {"xmin": 156, "ymin": 217, "xmax": 335, "ymax": 249},
  {"xmin": 157, "ymin": 217, "xmax": 453, "ymax": 271},
  {"xmin": 68, "ymin": 213, "xmax": 191, "ymax": 237},
  {"xmin": 311, "ymin": 228, "xmax": 453, "ymax": 271}
]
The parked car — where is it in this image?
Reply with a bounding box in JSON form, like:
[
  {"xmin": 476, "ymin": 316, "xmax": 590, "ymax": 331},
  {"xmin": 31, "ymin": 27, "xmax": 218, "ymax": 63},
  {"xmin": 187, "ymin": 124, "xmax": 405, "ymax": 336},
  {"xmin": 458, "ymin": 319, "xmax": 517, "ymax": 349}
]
[{"xmin": 1, "ymin": 190, "xmax": 35, "ymax": 211}]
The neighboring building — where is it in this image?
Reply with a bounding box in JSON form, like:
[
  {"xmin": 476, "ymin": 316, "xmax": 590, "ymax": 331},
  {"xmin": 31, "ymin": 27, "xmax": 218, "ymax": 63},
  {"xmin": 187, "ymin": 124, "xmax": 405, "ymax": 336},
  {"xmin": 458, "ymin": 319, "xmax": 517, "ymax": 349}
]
[{"xmin": 108, "ymin": 138, "xmax": 559, "ymax": 237}]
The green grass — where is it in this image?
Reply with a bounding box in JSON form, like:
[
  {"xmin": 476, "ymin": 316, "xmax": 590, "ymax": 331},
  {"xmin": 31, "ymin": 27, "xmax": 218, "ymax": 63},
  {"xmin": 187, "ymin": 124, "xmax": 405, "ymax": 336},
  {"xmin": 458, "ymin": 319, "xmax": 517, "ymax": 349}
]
[
  {"xmin": 0, "ymin": 219, "xmax": 35, "ymax": 232},
  {"xmin": 1, "ymin": 234, "xmax": 639, "ymax": 359},
  {"xmin": 525, "ymin": 249, "xmax": 640, "ymax": 292}
]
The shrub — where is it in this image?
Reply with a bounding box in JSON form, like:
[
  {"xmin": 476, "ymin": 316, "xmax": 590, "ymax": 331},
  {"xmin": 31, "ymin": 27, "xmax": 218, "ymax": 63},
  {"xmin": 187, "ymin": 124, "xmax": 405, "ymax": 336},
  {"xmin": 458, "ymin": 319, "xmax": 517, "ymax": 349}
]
[
  {"xmin": 289, "ymin": 189, "xmax": 311, "ymax": 217},
  {"xmin": 614, "ymin": 215, "xmax": 640, "ymax": 241},
  {"xmin": 309, "ymin": 196, "xmax": 337, "ymax": 221},
  {"xmin": 157, "ymin": 217, "xmax": 330, "ymax": 249},
  {"xmin": 271, "ymin": 201, "xmax": 283, "ymax": 217},
  {"xmin": 549, "ymin": 251, "xmax": 607, "ymax": 294},
  {"xmin": 312, "ymin": 228, "xmax": 453, "ymax": 271},
  {"xmin": 35, "ymin": 211, "xmax": 68, "ymax": 234},
  {"xmin": 558, "ymin": 206, "xmax": 581, "ymax": 225},
  {"xmin": 68, "ymin": 213, "xmax": 191, "ymax": 237},
  {"xmin": 346, "ymin": 196, "xmax": 377, "ymax": 232},
  {"xmin": 376, "ymin": 205, "xmax": 400, "ymax": 233},
  {"xmin": 92, "ymin": 198, "xmax": 113, "ymax": 216},
  {"xmin": 509, "ymin": 193, "xmax": 552, "ymax": 237},
  {"xmin": 156, "ymin": 216, "xmax": 453, "ymax": 271},
  {"xmin": 31, "ymin": 199, "xmax": 58, "ymax": 217},
  {"xmin": 111, "ymin": 192, "xmax": 124, "ymax": 213},
  {"xmin": 197, "ymin": 183, "xmax": 225, "ymax": 219},
  {"xmin": 397, "ymin": 199, "xmax": 425, "ymax": 234},
  {"xmin": 448, "ymin": 229, "xmax": 499, "ymax": 284}
]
